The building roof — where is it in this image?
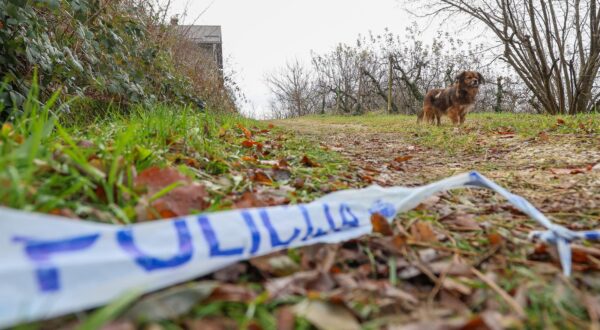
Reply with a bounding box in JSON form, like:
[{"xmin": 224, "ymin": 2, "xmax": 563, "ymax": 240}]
[{"xmin": 173, "ymin": 25, "xmax": 222, "ymax": 44}]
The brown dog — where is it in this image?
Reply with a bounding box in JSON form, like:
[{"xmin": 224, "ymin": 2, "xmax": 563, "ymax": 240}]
[{"xmin": 417, "ymin": 71, "xmax": 484, "ymax": 125}]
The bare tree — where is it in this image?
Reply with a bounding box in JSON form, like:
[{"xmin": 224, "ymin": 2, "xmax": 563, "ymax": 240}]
[
  {"xmin": 266, "ymin": 26, "xmax": 534, "ymax": 117},
  {"xmin": 266, "ymin": 60, "xmax": 317, "ymax": 118},
  {"xmin": 359, "ymin": 27, "xmax": 507, "ymax": 114},
  {"xmin": 412, "ymin": 0, "xmax": 600, "ymax": 114},
  {"xmin": 312, "ymin": 44, "xmax": 363, "ymax": 114}
]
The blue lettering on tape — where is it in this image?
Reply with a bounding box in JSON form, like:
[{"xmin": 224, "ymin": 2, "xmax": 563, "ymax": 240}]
[
  {"xmin": 117, "ymin": 220, "xmax": 193, "ymax": 271},
  {"xmin": 369, "ymin": 200, "xmax": 396, "ymax": 218},
  {"xmin": 36, "ymin": 268, "xmax": 60, "ymax": 292},
  {"xmin": 242, "ymin": 211, "xmax": 261, "ymax": 255},
  {"xmin": 198, "ymin": 216, "xmax": 244, "ymax": 257},
  {"xmin": 299, "ymin": 205, "xmax": 327, "ymax": 241},
  {"xmin": 323, "ymin": 204, "xmax": 341, "ymax": 232},
  {"xmin": 13, "ymin": 233, "xmax": 100, "ymax": 292},
  {"xmin": 260, "ymin": 209, "xmax": 301, "ymax": 248},
  {"xmin": 340, "ymin": 204, "xmax": 359, "ymax": 228},
  {"xmin": 584, "ymin": 231, "xmax": 600, "ymax": 241}
]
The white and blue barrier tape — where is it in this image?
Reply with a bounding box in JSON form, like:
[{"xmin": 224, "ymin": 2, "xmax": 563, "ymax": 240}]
[{"xmin": 0, "ymin": 171, "xmax": 591, "ymax": 327}]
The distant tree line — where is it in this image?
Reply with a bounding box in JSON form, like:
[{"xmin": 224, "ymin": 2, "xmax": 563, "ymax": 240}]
[
  {"xmin": 268, "ymin": 0, "xmax": 600, "ymax": 118},
  {"xmin": 267, "ymin": 27, "xmax": 532, "ymax": 118}
]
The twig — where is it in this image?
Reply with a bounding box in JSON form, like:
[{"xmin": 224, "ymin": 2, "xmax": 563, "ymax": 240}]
[
  {"xmin": 472, "ymin": 244, "xmax": 502, "ymax": 268},
  {"xmin": 427, "ymin": 255, "xmax": 454, "ymax": 305},
  {"xmin": 584, "ymin": 294, "xmax": 600, "ymax": 330},
  {"xmin": 471, "ymin": 267, "xmax": 526, "ymax": 319},
  {"xmin": 408, "ymin": 241, "xmax": 479, "ymax": 256},
  {"xmin": 403, "ymin": 248, "xmax": 439, "ymax": 284}
]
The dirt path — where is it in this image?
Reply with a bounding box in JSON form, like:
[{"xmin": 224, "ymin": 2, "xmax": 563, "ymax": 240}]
[
  {"xmin": 276, "ymin": 117, "xmax": 600, "ymax": 221},
  {"xmin": 265, "ymin": 115, "xmax": 600, "ymax": 328}
]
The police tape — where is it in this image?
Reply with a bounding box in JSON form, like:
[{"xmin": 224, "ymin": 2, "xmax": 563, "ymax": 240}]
[{"xmin": 0, "ymin": 171, "xmax": 590, "ymax": 327}]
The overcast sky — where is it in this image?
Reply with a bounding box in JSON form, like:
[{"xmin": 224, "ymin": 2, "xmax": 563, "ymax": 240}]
[{"xmin": 168, "ymin": 0, "xmax": 431, "ymax": 117}]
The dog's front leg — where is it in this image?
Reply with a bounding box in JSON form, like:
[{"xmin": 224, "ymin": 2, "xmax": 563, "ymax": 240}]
[
  {"xmin": 459, "ymin": 105, "xmax": 473, "ymax": 125},
  {"xmin": 448, "ymin": 107, "xmax": 460, "ymax": 125}
]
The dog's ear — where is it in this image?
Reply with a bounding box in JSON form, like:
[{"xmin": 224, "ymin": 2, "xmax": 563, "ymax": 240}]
[
  {"xmin": 477, "ymin": 72, "xmax": 485, "ymax": 84},
  {"xmin": 454, "ymin": 71, "xmax": 466, "ymax": 84}
]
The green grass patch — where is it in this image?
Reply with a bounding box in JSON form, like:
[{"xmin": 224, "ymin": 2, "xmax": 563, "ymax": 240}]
[
  {"xmin": 0, "ymin": 83, "xmax": 347, "ymax": 224},
  {"xmin": 292, "ymin": 112, "xmax": 599, "ymax": 155},
  {"xmin": 4, "ymin": 89, "xmax": 598, "ymax": 329},
  {"xmin": 0, "ymin": 80, "xmax": 353, "ymax": 329}
]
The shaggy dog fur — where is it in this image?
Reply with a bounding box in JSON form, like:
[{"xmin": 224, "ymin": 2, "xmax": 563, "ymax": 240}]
[{"xmin": 417, "ymin": 71, "xmax": 484, "ymax": 125}]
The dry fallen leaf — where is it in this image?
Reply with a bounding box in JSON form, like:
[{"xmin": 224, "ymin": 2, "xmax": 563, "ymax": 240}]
[
  {"xmin": 276, "ymin": 307, "xmax": 296, "ymax": 330},
  {"xmin": 442, "ymin": 277, "xmax": 472, "ymax": 295},
  {"xmin": 134, "ymin": 167, "xmax": 209, "ymax": 220},
  {"xmin": 272, "ymin": 167, "xmax": 292, "ymax": 181},
  {"xmin": 237, "ymin": 123, "xmax": 253, "ymax": 139},
  {"xmin": 251, "ymin": 170, "xmax": 273, "ymax": 185},
  {"xmin": 48, "ymin": 208, "xmax": 79, "ymax": 219},
  {"xmin": 301, "ymin": 155, "xmax": 320, "ymax": 167},
  {"xmin": 208, "ymin": 284, "xmax": 257, "ymax": 303},
  {"xmin": 137, "ymin": 183, "xmax": 209, "ymax": 220},
  {"xmin": 439, "ymin": 213, "xmax": 481, "ymax": 231},
  {"xmin": 77, "ymin": 139, "xmax": 96, "ymax": 148},
  {"xmin": 538, "ymin": 131, "xmax": 550, "ymax": 142},
  {"xmin": 371, "ymin": 213, "xmax": 394, "ymax": 236},
  {"xmin": 213, "ymin": 263, "xmax": 248, "ymax": 282},
  {"xmin": 242, "ymin": 140, "xmax": 257, "ymax": 148},
  {"xmin": 266, "ymin": 271, "xmax": 321, "ymax": 299},
  {"xmin": 549, "ymin": 167, "xmax": 590, "ymax": 175},
  {"xmin": 387, "ymin": 317, "xmax": 470, "ymax": 330},
  {"xmin": 393, "ymin": 155, "xmax": 413, "ymax": 163},
  {"xmin": 410, "ymin": 221, "xmax": 439, "ymax": 242},
  {"xmin": 392, "ymin": 234, "xmax": 408, "ymax": 249},
  {"xmin": 232, "ymin": 190, "xmax": 289, "ymax": 209},
  {"xmin": 415, "ymin": 195, "xmax": 441, "ymax": 211},
  {"xmin": 135, "ymin": 167, "xmax": 190, "ymax": 195},
  {"xmin": 292, "ymin": 300, "xmax": 361, "ymax": 330},
  {"xmin": 250, "ymin": 253, "xmax": 300, "ymax": 277},
  {"xmin": 488, "ymin": 233, "xmax": 504, "ymax": 246},
  {"xmin": 125, "ymin": 282, "xmax": 218, "ymax": 321}
]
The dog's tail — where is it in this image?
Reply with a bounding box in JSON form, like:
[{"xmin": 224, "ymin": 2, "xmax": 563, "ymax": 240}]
[{"xmin": 417, "ymin": 110, "xmax": 424, "ymax": 123}]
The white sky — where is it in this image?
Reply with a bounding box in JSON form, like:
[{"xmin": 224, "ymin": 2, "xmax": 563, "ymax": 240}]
[{"xmin": 168, "ymin": 0, "xmax": 439, "ymax": 117}]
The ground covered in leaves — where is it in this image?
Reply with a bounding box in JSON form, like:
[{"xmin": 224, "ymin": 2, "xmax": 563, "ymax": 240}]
[
  {"xmin": 3, "ymin": 109, "xmax": 600, "ymax": 329},
  {"xmin": 271, "ymin": 113, "xmax": 600, "ymax": 329}
]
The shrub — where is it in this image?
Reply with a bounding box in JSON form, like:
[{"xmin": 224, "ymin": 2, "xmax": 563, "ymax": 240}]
[{"xmin": 0, "ymin": 0, "xmax": 225, "ymax": 116}]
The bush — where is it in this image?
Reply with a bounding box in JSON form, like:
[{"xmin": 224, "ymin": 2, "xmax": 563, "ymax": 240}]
[{"xmin": 0, "ymin": 0, "xmax": 224, "ymax": 116}]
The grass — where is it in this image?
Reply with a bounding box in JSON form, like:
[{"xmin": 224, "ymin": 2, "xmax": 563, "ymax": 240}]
[
  {"xmin": 3, "ymin": 81, "xmax": 599, "ymax": 329},
  {"xmin": 1, "ymin": 79, "xmax": 354, "ymax": 329},
  {"xmin": 0, "ymin": 80, "xmax": 347, "ymax": 225},
  {"xmin": 294, "ymin": 112, "xmax": 599, "ymax": 154}
]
